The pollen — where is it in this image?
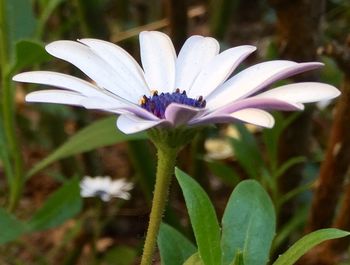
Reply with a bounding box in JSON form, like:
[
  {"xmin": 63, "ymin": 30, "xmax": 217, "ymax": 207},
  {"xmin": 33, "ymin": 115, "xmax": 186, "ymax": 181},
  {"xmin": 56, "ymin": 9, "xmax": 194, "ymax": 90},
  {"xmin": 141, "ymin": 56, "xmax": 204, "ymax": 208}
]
[
  {"xmin": 140, "ymin": 89, "xmax": 206, "ymax": 119},
  {"xmin": 150, "ymin": 90, "xmax": 159, "ymax": 96},
  {"xmin": 139, "ymin": 95, "xmax": 148, "ymax": 105}
]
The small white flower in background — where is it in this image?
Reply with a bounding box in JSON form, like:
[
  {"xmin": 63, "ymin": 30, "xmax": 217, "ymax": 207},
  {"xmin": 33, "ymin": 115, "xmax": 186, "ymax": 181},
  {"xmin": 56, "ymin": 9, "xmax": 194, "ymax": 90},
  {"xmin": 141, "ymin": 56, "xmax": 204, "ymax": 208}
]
[
  {"xmin": 204, "ymin": 138, "xmax": 233, "ymax": 160},
  {"xmin": 80, "ymin": 176, "xmax": 133, "ymax": 202}
]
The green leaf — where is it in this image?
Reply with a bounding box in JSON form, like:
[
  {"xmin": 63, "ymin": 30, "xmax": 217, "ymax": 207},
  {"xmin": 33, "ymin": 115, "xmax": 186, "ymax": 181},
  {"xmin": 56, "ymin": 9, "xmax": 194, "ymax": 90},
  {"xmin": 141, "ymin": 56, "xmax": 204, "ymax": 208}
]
[
  {"xmin": 274, "ymin": 156, "xmax": 306, "ymax": 179},
  {"xmin": 175, "ymin": 168, "xmax": 221, "ymax": 265},
  {"xmin": 102, "ymin": 245, "xmax": 137, "ymax": 265},
  {"xmin": 28, "ymin": 178, "xmax": 82, "ymax": 231},
  {"xmin": 320, "ymin": 56, "xmax": 343, "ymax": 85},
  {"xmin": 184, "ymin": 253, "xmax": 204, "ymax": 265},
  {"xmin": 0, "ymin": 208, "xmax": 27, "ymax": 244},
  {"xmin": 3, "ymin": 0, "xmax": 37, "ymax": 62},
  {"xmin": 231, "ymin": 251, "xmax": 244, "ymax": 265},
  {"xmin": 230, "ymin": 124, "xmax": 264, "ymax": 179},
  {"xmin": 158, "ymin": 223, "xmax": 197, "ymax": 265},
  {"xmin": 277, "ymin": 182, "xmax": 312, "ymax": 207},
  {"xmin": 262, "ymin": 112, "xmax": 298, "ymax": 172},
  {"xmin": 272, "ymin": 206, "xmax": 308, "ymax": 252},
  {"xmin": 11, "ymin": 40, "xmax": 51, "ymax": 73},
  {"xmin": 128, "ymin": 140, "xmax": 156, "ymax": 202},
  {"xmin": 272, "ymin": 228, "xmax": 350, "ymax": 265},
  {"xmin": 221, "ymin": 180, "xmax": 276, "ymax": 265},
  {"xmin": 27, "ymin": 116, "xmax": 146, "ymax": 177},
  {"xmin": 207, "ymin": 161, "xmax": 240, "ymax": 186}
]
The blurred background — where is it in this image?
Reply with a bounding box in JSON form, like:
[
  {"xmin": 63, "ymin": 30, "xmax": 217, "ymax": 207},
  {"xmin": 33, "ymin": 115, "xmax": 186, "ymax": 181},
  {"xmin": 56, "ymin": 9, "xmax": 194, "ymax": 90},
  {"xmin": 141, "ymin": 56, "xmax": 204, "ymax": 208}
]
[{"xmin": 0, "ymin": 0, "xmax": 350, "ymax": 264}]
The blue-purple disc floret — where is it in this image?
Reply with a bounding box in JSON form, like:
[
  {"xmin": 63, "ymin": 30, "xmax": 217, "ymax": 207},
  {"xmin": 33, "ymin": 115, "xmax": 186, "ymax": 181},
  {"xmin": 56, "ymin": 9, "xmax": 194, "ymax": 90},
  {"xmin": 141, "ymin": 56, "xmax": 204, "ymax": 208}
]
[{"xmin": 140, "ymin": 88, "xmax": 206, "ymax": 119}]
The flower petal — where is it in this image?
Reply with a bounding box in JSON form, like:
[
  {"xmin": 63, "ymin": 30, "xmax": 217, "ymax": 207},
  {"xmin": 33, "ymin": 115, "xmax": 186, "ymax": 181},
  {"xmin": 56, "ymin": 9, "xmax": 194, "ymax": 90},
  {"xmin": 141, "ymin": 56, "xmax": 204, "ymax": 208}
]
[
  {"xmin": 79, "ymin": 98, "xmax": 161, "ymax": 120},
  {"xmin": 79, "ymin": 98, "xmax": 127, "ymax": 112},
  {"xmin": 26, "ymin": 89, "xmax": 128, "ymax": 114},
  {"xmin": 188, "ymin": 45, "xmax": 256, "ymax": 98},
  {"xmin": 13, "ymin": 71, "xmax": 164, "ymax": 119},
  {"xmin": 45, "ymin": 40, "xmax": 143, "ymax": 103},
  {"xmin": 13, "ymin": 71, "xmax": 113, "ymax": 99},
  {"xmin": 175, "ymin": 35, "xmax": 220, "ymax": 92},
  {"xmin": 206, "ymin": 61, "xmax": 323, "ymax": 110},
  {"xmin": 212, "ymin": 97, "xmax": 304, "ymax": 115},
  {"xmin": 164, "ymin": 103, "xmax": 204, "ymax": 126},
  {"xmin": 78, "ymin": 38, "xmax": 149, "ymax": 94},
  {"xmin": 230, "ymin": 108, "xmax": 275, "ymax": 128},
  {"xmin": 254, "ymin": 82, "xmax": 341, "ymax": 103},
  {"xmin": 139, "ymin": 31, "xmax": 176, "ymax": 93},
  {"xmin": 26, "ymin": 90, "xmax": 86, "ymax": 106},
  {"xmin": 191, "ymin": 108, "xmax": 275, "ymax": 128},
  {"xmin": 116, "ymin": 114, "xmax": 170, "ymax": 134}
]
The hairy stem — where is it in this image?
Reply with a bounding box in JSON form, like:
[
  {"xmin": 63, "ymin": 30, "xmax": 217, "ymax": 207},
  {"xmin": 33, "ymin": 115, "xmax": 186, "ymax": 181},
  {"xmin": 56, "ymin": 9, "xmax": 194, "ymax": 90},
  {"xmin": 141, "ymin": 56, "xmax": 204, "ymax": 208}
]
[{"xmin": 140, "ymin": 146, "xmax": 179, "ymax": 265}]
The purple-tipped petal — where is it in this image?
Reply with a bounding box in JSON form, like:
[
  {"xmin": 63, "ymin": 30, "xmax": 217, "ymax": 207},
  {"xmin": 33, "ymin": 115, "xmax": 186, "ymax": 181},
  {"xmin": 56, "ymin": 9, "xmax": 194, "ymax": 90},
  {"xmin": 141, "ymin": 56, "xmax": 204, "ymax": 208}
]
[
  {"xmin": 213, "ymin": 97, "xmax": 304, "ymax": 115},
  {"xmin": 191, "ymin": 108, "xmax": 275, "ymax": 128},
  {"xmin": 164, "ymin": 103, "xmax": 205, "ymax": 126},
  {"xmin": 121, "ymin": 106, "xmax": 161, "ymax": 121},
  {"xmin": 188, "ymin": 45, "xmax": 256, "ymax": 98},
  {"xmin": 231, "ymin": 108, "xmax": 275, "ymax": 128},
  {"xmin": 254, "ymin": 82, "xmax": 341, "ymax": 103},
  {"xmin": 206, "ymin": 61, "xmax": 323, "ymax": 110},
  {"xmin": 117, "ymin": 114, "xmax": 170, "ymax": 134}
]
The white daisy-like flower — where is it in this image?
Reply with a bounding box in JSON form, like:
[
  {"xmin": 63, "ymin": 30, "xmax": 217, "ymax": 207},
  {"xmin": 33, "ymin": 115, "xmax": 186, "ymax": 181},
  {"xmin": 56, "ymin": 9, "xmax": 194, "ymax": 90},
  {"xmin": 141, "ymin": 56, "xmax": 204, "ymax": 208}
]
[
  {"xmin": 13, "ymin": 31, "xmax": 340, "ymax": 134},
  {"xmin": 80, "ymin": 176, "xmax": 133, "ymax": 202}
]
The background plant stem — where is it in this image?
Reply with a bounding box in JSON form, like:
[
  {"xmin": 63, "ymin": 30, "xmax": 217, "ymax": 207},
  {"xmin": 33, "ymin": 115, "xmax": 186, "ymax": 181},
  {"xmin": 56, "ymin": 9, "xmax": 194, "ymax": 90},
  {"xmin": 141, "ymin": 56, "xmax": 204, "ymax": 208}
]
[{"xmin": 0, "ymin": 0, "xmax": 24, "ymax": 211}]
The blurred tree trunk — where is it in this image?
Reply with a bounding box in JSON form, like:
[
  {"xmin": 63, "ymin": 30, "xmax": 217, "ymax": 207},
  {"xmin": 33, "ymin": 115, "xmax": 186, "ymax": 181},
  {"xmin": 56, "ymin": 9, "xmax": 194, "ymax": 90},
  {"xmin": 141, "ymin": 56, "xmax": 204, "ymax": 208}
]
[
  {"xmin": 268, "ymin": 0, "xmax": 325, "ymax": 249},
  {"xmin": 299, "ymin": 41, "xmax": 350, "ymax": 265},
  {"xmin": 306, "ymin": 72, "xmax": 350, "ymax": 233},
  {"xmin": 164, "ymin": 0, "xmax": 187, "ymax": 52}
]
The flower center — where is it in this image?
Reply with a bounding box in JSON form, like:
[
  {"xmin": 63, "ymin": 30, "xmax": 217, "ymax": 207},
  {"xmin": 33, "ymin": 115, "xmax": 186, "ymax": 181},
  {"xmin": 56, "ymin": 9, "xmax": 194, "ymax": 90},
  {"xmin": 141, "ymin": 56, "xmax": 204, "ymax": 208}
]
[
  {"xmin": 140, "ymin": 89, "xmax": 206, "ymax": 119},
  {"xmin": 94, "ymin": 190, "xmax": 110, "ymax": 201}
]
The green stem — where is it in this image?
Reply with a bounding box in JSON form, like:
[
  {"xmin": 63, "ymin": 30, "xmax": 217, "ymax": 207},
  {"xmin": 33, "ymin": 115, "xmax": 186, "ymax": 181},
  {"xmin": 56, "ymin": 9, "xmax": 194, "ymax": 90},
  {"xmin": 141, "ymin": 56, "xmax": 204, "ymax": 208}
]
[
  {"xmin": 3, "ymin": 75, "xmax": 24, "ymax": 212},
  {"xmin": 140, "ymin": 146, "xmax": 179, "ymax": 265},
  {"xmin": 0, "ymin": 0, "xmax": 24, "ymax": 211}
]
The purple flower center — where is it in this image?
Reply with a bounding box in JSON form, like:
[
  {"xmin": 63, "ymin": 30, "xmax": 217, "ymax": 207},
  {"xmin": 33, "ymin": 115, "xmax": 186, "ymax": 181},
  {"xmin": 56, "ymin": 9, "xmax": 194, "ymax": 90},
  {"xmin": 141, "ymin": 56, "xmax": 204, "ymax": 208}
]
[{"xmin": 140, "ymin": 88, "xmax": 206, "ymax": 119}]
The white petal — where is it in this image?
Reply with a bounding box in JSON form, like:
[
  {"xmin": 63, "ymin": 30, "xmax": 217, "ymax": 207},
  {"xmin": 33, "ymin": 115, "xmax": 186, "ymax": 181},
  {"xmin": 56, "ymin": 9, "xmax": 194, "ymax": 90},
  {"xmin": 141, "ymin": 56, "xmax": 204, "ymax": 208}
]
[
  {"xmin": 117, "ymin": 114, "xmax": 168, "ymax": 134},
  {"xmin": 206, "ymin": 61, "xmax": 322, "ymax": 110},
  {"xmin": 254, "ymin": 82, "xmax": 341, "ymax": 103},
  {"xmin": 79, "ymin": 97, "xmax": 124, "ymax": 110},
  {"xmin": 13, "ymin": 71, "xmax": 111, "ymax": 99},
  {"xmin": 46, "ymin": 40, "xmax": 144, "ymax": 103},
  {"xmin": 26, "ymin": 90, "xmax": 85, "ymax": 106},
  {"xmin": 231, "ymin": 108, "xmax": 275, "ymax": 128},
  {"xmin": 175, "ymin": 35, "xmax": 220, "ymax": 92},
  {"xmin": 139, "ymin": 31, "xmax": 176, "ymax": 93},
  {"xmin": 188, "ymin": 45, "xmax": 256, "ymax": 98},
  {"xmin": 78, "ymin": 38, "xmax": 149, "ymax": 94}
]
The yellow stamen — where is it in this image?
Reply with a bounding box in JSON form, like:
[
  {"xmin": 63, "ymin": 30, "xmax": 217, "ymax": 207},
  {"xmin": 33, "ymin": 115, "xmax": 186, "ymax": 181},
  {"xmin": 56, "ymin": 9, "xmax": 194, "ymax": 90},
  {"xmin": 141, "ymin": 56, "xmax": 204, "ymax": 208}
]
[
  {"xmin": 139, "ymin": 97, "xmax": 146, "ymax": 105},
  {"xmin": 151, "ymin": 90, "xmax": 159, "ymax": 96}
]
